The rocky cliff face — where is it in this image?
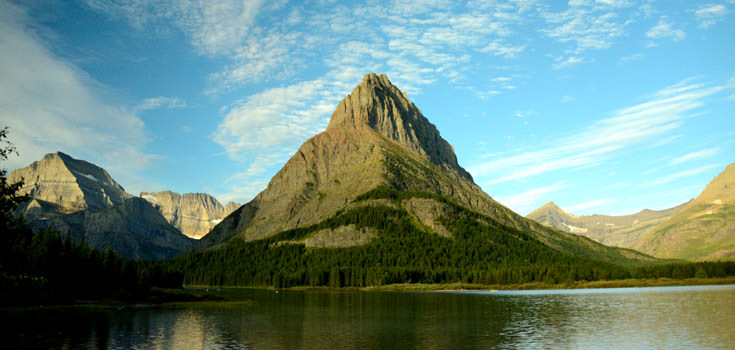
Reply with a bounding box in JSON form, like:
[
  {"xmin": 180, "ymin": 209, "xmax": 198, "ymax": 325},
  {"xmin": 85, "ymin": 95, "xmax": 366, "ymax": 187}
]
[
  {"xmin": 31, "ymin": 197, "xmax": 194, "ymax": 260},
  {"xmin": 141, "ymin": 191, "xmax": 239, "ymax": 239},
  {"xmin": 196, "ymin": 73, "xmax": 652, "ymax": 265},
  {"xmin": 9, "ymin": 152, "xmax": 131, "ymax": 218},
  {"xmin": 327, "ymin": 73, "xmax": 471, "ymax": 180}
]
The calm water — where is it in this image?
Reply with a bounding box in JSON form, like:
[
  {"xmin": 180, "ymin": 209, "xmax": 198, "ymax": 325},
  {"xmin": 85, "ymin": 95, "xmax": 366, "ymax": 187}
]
[{"xmin": 3, "ymin": 285, "xmax": 734, "ymax": 349}]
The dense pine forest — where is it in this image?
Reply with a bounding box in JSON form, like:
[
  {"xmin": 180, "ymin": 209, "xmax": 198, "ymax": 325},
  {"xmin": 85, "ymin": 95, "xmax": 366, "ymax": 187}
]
[{"xmin": 168, "ymin": 187, "xmax": 735, "ymax": 288}]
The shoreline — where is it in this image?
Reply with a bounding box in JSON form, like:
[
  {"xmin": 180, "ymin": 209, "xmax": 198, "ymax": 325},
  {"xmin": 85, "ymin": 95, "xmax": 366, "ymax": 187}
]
[
  {"xmin": 187, "ymin": 276, "xmax": 735, "ymax": 292},
  {"xmin": 5, "ymin": 277, "xmax": 734, "ymax": 310}
]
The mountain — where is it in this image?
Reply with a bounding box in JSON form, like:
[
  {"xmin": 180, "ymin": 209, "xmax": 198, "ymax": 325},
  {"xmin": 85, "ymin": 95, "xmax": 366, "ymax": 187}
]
[
  {"xmin": 527, "ymin": 201, "xmax": 689, "ymax": 248},
  {"xmin": 632, "ymin": 163, "xmax": 735, "ymax": 260},
  {"xmin": 528, "ymin": 163, "xmax": 735, "ymax": 261},
  {"xmin": 9, "ymin": 152, "xmax": 131, "ymax": 220},
  {"xmin": 140, "ymin": 191, "xmax": 240, "ymax": 239},
  {"xmin": 30, "ymin": 197, "xmax": 194, "ymax": 260},
  {"xmin": 10, "ymin": 152, "xmax": 194, "ymax": 260},
  {"xmin": 193, "ymin": 73, "xmax": 652, "ymax": 269}
]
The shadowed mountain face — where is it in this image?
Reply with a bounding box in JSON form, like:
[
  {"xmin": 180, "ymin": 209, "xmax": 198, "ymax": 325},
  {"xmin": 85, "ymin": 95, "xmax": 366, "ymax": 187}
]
[
  {"xmin": 195, "ymin": 73, "xmax": 652, "ymax": 266},
  {"xmin": 528, "ymin": 163, "xmax": 735, "ymax": 261},
  {"xmin": 30, "ymin": 197, "xmax": 194, "ymax": 260},
  {"xmin": 10, "ymin": 152, "xmax": 194, "ymax": 260}
]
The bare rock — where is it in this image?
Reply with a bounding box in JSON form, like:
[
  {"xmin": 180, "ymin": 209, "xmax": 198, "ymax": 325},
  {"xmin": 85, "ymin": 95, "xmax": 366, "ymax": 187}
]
[
  {"xmin": 9, "ymin": 152, "xmax": 131, "ymax": 214},
  {"xmin": 302, "ymin": 225, "xmax": 378, "ymax": 248},
  {"xmin": 140, "ymin": 191, "xmax": 240, "ymax": 239}
]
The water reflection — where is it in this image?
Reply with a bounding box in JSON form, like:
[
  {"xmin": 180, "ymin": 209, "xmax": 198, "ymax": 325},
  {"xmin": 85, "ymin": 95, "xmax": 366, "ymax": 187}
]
[{"xmin": 2, "ymin": 285, "xmax": 733, "ymax": 349}]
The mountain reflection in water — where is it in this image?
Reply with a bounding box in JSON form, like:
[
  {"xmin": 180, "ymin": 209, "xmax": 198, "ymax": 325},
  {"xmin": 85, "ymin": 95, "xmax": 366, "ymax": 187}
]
[{"xmin": 3, "ymin": 285, "xmax": 734, "ymax": 349}]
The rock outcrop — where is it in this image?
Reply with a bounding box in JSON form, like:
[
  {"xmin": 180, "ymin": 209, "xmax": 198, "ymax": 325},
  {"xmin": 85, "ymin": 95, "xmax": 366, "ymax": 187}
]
[
  {"xmin": 9, "ymin": 152, "xmax": 131, "ymax": 219},
  {"xmin": 141, "ymin": 191, "xmax": 240, "ymax": 239}
]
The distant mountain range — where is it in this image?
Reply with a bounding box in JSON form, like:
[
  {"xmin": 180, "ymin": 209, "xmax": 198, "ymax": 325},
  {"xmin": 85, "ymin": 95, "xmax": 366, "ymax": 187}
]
[
  {"xmin": 141, "ymin": 191, "xmax": 239, "ymax": 239},
  {"xmin": 528, "ymin": 163, "xmax": 735, "ymax": 261},
  {"xmin": 9, "ymin": 152, "xmax": 239, "ymax": 259}
]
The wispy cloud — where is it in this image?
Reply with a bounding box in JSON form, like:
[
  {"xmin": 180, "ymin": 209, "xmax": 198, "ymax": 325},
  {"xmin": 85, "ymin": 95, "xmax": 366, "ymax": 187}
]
[
  {"xmin": 84, "ymin": 0, "xmax": 263, "ymax": 56},
  {"xmin": 0, "ymin": 1, "xmax": 158, "ymax": 193},
  {"xmin": 496, "ymin": 183, "xmax": 566, "ymax": 215},
  {"xmin": 564, "ymin": 198, "xmax": 615, "ymax": 213},
  {"xmin": 694, "ymin": 4, "xmax": 728, "ymax": 28},
  {"xmin": 551, "ymin": 55, "xmax": 584, "ymax": 69},
  {"xmin": 137, "ymin": 97, "xmax": 187, "ymax": 111},
  {"xmin": 647, "ymin": 164, "xmax": 721, "ymax": 185},
  {"xmin": 468, "ymin": 80, "xmax": 728, "ymax": 185},
  {"xmin": 669, "ymin": 147, "xmax": 719, "ymax": 165},
  {"xmin": 646, "ymin": 17, "xmax": 686, "ymax": 43},
  {"xmin": 541, "ymin": 0, "xmax": 633, "ymax": 66}
]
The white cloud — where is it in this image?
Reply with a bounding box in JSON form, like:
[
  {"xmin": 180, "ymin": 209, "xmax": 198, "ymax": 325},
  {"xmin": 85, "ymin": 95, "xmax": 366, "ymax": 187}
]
[
  {"xmin": 211, "ymin": 72, "xmax": 356, "ymax": 202},
  {"xmin": 468, "ymin": 80, "xmax": 727, "ymax": 185},
  {"xmin": 694, "ymin": 4, "xmax": 728, "ymax": 28},
  {"xmin": 646, "ymin": 17, "xmax": 686, "ymax": 42},
  {"xmin": 552, "ymin": 55, "xmax": 584, "ymax": 69},
  {"xmin": 84, "ymin": 0, "xmax": 263, "ymax": 56},
  {"xmin": 564, "ymin": 198, "xmax": 614, "ymax": 213},
  {"xmin": 647, "ymin": 164, "xmax": 721, "ymax": 185},
  {"xmin": 137, "ymin": 97, "xmax": 187, "ymax": 111},
  {"xmin": 620, "ymin": 53, "xmax": 645, "ymax": 64},
  {"xmin": 213, "ymin": 79, "xmax": 336, "ymax": 160},
  {"xmin": 669, "ymin": 147, "xmax": 719, "ymax": 165},
  {"xmin": 541, "ymin": 2, "xmax": 632, "ymax": 54},
  {"xmin": 496, "ymin": 183, "xmax": 566, "ymax": 215},
  {"xmin": 0, "ymin": 0, "xmax": 157, "ymax": 185},
  {"xmin": 480, "ymin": 41, "xmax": 526, "ymax": 58}
]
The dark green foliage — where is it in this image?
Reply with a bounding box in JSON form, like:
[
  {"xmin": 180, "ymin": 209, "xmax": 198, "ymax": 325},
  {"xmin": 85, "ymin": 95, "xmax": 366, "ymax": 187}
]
[
  {"xmin": 0, "ymin": 226, "xmax": 184, "ymax": 305},
  {"xmin": 168, "ymin": 187, "xmax": 735, "ymax": 288},
  {"xmin": 630, "ymin": 261, "xmax": 735, "ymax": 279},
  {"xmin": 168, "ymin": 188, "xmax": 635, "ymax": 287}
]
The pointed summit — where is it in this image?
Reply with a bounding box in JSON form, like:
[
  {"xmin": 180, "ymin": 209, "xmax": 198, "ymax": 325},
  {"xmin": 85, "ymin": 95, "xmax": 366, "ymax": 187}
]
[
  {"xmin": 9, "ymin": 151, "xmax": 131, "ymax": 213},
  {"xmin": 328, "ymin": 73, "xmax": 471, "ymax": 180},
  {"xmin": 195, "ymin": 72, "xmax": 652, "ymax": 268}
]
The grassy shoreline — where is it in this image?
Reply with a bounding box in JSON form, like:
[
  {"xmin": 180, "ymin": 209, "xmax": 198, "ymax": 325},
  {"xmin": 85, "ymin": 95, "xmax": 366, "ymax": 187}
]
[
  {"xmin": 187, "ymin": 276, "xmax": 735, "ymax": 292},
  {"xmin": 5, "ymin": 277, "xmax": 734, "ymax": 310}
]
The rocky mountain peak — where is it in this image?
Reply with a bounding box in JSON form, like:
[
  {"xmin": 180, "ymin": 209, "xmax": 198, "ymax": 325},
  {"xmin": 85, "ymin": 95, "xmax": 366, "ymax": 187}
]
[
  {"xmin": 9, "ymin": 151, "xmax": 130, "ymax": 212},
  {"xmin": 543, "ymin": 201, "xmax": 562, "ymax": 210},
  {"xmin": 327, "ymin": 73, "xmax": 471, "ymax": 180}
]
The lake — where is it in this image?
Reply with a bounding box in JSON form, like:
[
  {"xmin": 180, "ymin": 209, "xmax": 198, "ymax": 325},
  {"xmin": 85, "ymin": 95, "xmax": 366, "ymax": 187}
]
[{"xmin": 3, "ymin": 285, "xmax": 734, "ymax": 349}]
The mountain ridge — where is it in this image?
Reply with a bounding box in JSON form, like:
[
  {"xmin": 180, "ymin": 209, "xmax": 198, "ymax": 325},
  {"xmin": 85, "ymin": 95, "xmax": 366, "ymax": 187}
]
[
  {"xmin": 140, "ymin": 190, "xmax": 239, "ymax": 239},
  {"xmin": 528, "ymin": 163, "xmax": 735, "ymax": 260},
  {"xmin": 9, "ymin": 152, "xmax": 197, "ymax": 260}
]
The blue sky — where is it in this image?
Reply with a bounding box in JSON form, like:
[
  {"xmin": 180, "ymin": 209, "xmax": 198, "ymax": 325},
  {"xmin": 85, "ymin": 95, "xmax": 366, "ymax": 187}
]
[{"xmin": 1, "ymin": 0, "xmax": 733, "ymax": 215}]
